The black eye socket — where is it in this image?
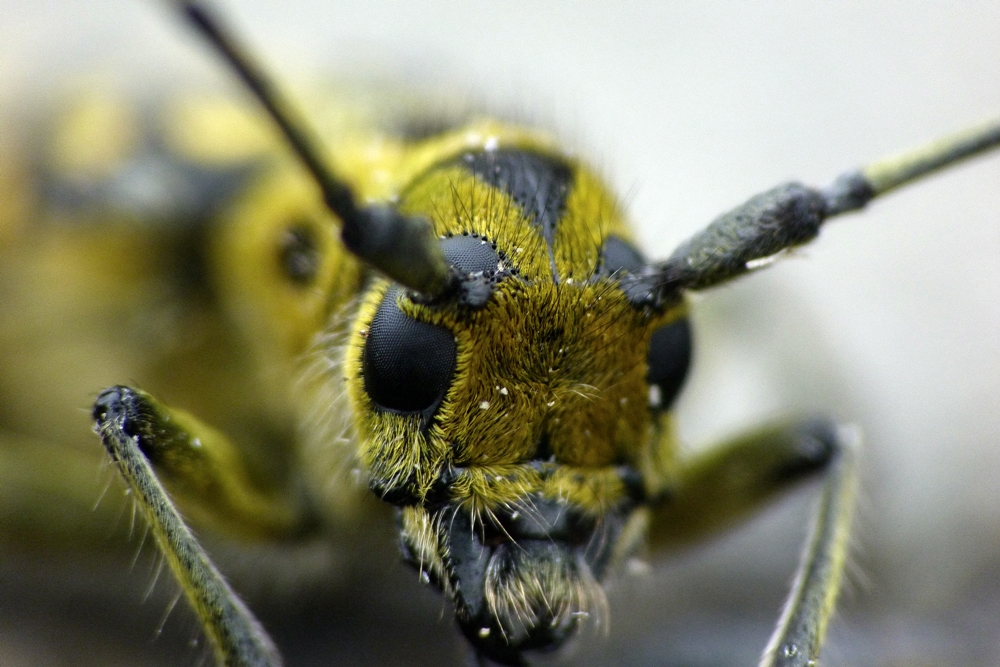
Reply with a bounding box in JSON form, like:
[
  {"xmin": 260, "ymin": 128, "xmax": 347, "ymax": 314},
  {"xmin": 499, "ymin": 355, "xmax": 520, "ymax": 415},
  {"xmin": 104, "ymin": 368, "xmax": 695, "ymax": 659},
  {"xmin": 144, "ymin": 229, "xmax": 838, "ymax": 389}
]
[
  {"xmin": 601, "ymin": 235, "xmax": 646, "ymax": 276},
  {"xmin": 646, "ymin": 318, "xmax": 692, "ymax": 411},
  {"xmin": 600, "ymin": 235, "xmax": 658, "ymax": 305},
  {"xmin": 363, "ymin": 287, "xmax": 457, "ymax": 414}
]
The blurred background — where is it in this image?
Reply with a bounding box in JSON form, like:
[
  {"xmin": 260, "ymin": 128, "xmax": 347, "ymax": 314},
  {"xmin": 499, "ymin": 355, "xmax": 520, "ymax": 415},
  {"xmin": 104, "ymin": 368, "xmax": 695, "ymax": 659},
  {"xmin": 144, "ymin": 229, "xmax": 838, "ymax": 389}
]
[{"xmin": 1, "ymin": 1, "xmax": 999, "ymax": 666}]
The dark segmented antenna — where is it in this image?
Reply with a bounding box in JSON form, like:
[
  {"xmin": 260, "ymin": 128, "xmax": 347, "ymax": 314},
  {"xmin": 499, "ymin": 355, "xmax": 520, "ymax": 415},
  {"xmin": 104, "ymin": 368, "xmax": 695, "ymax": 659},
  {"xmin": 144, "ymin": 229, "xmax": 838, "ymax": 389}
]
[
  {"xmin": 179, "ymin": 0, "xmax": 453, "ymax": 298},
  {"xmin": 637, "ymin": 118, "xmax": 1000, "ymax": 307}
]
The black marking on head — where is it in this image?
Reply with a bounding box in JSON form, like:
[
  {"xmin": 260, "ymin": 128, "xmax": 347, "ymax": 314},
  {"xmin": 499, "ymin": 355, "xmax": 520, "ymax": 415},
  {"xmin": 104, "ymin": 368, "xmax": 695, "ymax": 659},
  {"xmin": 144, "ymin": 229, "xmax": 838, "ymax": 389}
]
[
  {"xmin": 646, "ymin": 317, "xmax": 692, "ymax": 412},
  {"xmin": 600, "ymin": 235, "xmax": 646, "ymax": 275},
  {"xmin": 362, "ymin": 287, "xmax": 457, "ymax": 417},
  {"xmin": 459, "ymin": 149, "xmax": 573, "ymax": 281},
  {"xmin": 279, "ymin": 222, "xmax": 320, "ymax": 285},
  {"xmin": 597, "ymin": 235, "xmax": 659, "ymax": 305}
]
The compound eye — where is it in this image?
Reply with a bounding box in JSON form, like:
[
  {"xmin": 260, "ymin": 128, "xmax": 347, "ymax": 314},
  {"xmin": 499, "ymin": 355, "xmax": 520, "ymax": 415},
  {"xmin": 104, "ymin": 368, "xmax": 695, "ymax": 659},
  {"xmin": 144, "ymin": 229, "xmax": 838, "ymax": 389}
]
[
  {"xmin": 363, "ymin": 287, "xmax": 457, "ymax": 414},
  {"xmin": 646, "ymin": 318, "xmax": 692, "ymax": 411}
]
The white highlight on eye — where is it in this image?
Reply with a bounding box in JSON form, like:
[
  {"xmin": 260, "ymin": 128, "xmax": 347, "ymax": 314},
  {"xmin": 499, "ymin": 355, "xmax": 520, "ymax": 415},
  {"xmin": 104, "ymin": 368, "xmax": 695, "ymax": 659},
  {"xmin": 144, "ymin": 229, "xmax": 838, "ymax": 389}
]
[
  {"xmin": 648, "ymin": 385, "xmax": 662, "ymax": 408},
  {"xmin": 484, "ymin": 136, "xmax": 499, "ymax": 151}
]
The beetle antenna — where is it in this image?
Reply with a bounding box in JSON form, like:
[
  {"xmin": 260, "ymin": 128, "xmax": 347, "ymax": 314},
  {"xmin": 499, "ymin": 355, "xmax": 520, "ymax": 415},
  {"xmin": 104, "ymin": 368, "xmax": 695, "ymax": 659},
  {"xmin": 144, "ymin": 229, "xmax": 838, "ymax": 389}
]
[
  {"xmin": 177, "ymin": 0, "xmax": 454, "ymax": 298},
  {"xmin": 827, "ymin": 117, "xmax": 1000, "ymax": 214},
  {"xmin": 639, "ymin": 117, "xmax": 1000, "ymax": 306}
]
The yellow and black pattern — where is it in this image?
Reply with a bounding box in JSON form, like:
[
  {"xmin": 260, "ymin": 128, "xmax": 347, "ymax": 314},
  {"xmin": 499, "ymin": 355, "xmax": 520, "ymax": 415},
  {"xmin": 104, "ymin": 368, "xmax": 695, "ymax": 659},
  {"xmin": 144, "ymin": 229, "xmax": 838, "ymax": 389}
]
[
  {"xmin": 332, "ymin": 126, "xmax": 694, "ymax": 659},
  {"xmin": 6, "ymin": 4, "xmax": 1000, "ymax": 667}
]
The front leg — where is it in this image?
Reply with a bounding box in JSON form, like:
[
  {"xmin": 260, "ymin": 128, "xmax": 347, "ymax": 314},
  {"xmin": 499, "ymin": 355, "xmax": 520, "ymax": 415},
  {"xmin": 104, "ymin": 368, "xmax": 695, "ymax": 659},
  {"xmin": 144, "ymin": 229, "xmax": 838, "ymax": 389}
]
[
  {"xmin": 92, "ymin": 386, "xmax": 297, "ymax": 667},
  {"xmin": 650, "ymin": 418, "xmax": 860, "ymax": 667},
  {"xmin": 94, "ymin": 386, "xmax": 314, "ymax": 540}
]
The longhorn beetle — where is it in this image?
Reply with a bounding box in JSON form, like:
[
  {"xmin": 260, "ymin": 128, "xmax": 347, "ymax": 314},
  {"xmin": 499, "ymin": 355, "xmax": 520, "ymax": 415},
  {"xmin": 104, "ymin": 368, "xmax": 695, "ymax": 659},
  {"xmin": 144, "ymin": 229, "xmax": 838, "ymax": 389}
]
[{"xmin": 1, "ymin": 2, "xmax": 999, "ymax": 666}]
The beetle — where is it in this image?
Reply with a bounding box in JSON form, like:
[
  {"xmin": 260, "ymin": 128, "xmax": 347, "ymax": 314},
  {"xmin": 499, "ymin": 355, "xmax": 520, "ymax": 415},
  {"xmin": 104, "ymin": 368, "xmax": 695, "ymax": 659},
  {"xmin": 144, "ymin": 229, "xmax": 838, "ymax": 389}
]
[{"xmin": 1, "ymin": 2, "xmax": 999, "ymax": 666}]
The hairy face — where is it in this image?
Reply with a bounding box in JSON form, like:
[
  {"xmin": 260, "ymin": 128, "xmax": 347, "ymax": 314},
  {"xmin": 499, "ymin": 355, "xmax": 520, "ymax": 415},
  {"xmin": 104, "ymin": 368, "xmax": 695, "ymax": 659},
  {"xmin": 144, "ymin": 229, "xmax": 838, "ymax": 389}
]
[{"xmin": 342, "ymin": 143, "xmax": 691, "ymax": 662}]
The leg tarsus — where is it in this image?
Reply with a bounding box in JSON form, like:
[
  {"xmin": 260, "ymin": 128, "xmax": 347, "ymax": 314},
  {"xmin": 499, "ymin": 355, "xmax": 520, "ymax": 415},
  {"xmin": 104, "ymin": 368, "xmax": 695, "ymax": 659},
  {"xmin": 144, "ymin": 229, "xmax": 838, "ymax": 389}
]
[
  {"xmin": 94, "ymin": 386, "xmax": 284, "ymax": 667},
  {"xmin": 760, "ymin": 424, "xmax": 860, "ymax": 667},
  {"xmin": 94, "ymin": 385, "xmax": 314, "ymax": 540}
]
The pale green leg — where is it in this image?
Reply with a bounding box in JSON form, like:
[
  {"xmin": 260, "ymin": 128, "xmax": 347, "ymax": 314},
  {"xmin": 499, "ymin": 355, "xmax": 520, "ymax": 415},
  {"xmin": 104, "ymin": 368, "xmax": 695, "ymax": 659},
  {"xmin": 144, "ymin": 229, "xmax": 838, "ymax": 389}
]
[
  {"xmin": 759, "ymin": 425, "xmax": 858, "ymax": 667},
  {"xmin": 92, "ymin": 385, "xmax": 297, "ymax": 667},
  {"xmin": 650, "ymin": 418, "xmax": 859, "ymax": 667}
]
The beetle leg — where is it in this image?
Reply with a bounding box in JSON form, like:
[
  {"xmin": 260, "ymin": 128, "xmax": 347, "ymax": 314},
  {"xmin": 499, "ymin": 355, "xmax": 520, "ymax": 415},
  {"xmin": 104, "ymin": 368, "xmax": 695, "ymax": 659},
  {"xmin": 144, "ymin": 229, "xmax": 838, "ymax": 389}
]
[
  {"xmin": 92, "ymin": 385, "xmax": 295, "ymax": 667},
  {"xmin": 92, "ymin": 385, "xmax": 314, "ymax": 540},
  {"xmin": 650, "ymin": 418, "xmax": 859, "ymax": 667},
  {"xmin": 759, "ymin": 423, "xmax": 858, "ymax": 667}
]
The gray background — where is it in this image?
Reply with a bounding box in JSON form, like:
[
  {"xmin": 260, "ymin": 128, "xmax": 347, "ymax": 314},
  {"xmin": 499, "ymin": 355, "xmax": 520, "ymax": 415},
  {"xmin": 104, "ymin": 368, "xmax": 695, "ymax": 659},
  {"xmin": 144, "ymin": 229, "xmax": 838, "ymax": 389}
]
[{"xmin": 2, "ymin": 2, "xmax": 1000, "ymax": 666}]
